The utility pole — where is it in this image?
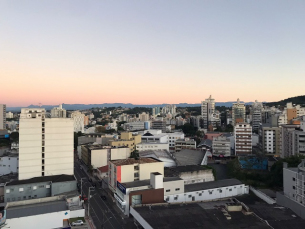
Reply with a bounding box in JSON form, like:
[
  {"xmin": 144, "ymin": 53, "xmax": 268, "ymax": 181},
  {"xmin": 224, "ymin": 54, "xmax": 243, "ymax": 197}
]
[
  {"xmin": 88, "ymin": 187, "xmax": 95, "ymax": 217},
  {"xmin": 80, "ymin": 177, "xmax": 86, "ymax": 197}
]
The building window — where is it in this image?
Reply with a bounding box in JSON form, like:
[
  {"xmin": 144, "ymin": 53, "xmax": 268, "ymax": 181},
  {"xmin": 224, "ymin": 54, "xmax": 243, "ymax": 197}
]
[
  {"xmin": 229, "ymin": 189, "xmax": 232, "ymax": 191},
  {"xmin": 46, "ymin": 185, "xmax": 50, "ymax": 188},
  {"xmin": 166, "ymin": 197, "xmax": 169, "ymax": 201},
  {"xmin": 199, "ymin": 193, "xmax": 202, "ymax": 196},
  {"xmin": 174, "ymin": 196, "xmax": 178, "ymax": 200},
  {"xmin": 293, "ymin": 177, "xmax": 296, "ymax": 181},
  {"xmin": 6, "ymin": 189, "xmax": 10, "ymax": 194},
  {"xmin": 134, "ymin": 173, "xmax": 139, "ymax": 177},
  {"xmin": 188, "ymin": 195, "xmax": 192, "ymax": 198},
  {"xmin": 166, "ymin": 189, "xmax": 170, "ymax": 192},
  {"xmin": 219, "ymin": 189, "xmax": 222, "ymax": 193},
  {"xmin": 293, "ymin": 186, "xmax": 296, "ymax": 190},
  {"xmin": 23, "ymin": 196, "xmax": 26, "ymax": 199},
  {"xmin": 33, "ymin": 186, "xmax": 37, "ymax": 190},
  {"xmin": 38, "ymin": 185, "xmax": 44, "ymax": 188},
  {"xmin": 175, "ymin": 188, "xmax": 180, "ymax": 191},
  {"xmin": 19, "ymin": 188, "xmax": 24, "ymax": 192},
  {"xmin": 134, "ymin": 166, "xmax": 139, "ymax": 170}
]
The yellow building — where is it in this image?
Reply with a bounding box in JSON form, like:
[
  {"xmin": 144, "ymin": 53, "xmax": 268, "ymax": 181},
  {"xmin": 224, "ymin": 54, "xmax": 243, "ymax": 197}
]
[{"xmin": 109, "ymin": 132, "xmax": 141, "ymax": 152}]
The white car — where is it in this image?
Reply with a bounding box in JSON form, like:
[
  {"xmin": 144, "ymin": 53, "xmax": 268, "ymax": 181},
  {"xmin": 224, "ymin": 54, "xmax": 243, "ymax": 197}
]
[{"xmin": 71, "ymin": 220, "xmax": 84, "ymax": 226}]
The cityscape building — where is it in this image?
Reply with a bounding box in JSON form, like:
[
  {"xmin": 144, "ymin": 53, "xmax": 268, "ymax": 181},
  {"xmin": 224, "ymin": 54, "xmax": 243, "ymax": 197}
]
[
  {"xmin": 50, "ymin": 104, "xmax": 66, "ymax": 118},
  {"xmin": 232, "ymin": 99, "xmax": 246, "ymax": 126},
  {"xmin": 19, "ymin": 108, "xmax": 74, "ymax": 180},
  {"xmin": 234, "ymin": 123, "xmax": 252, "ymax": 155},
  {"xmin": 0, "ymin": 104, "xmax": 6, "ymax": 129},
  {"xmin": 70, "ymin": 111, "xmax": 85, "ymax": 133},
  {"xmin": 201, "ymin": 95, "xmax": 220, "ymax": 129}
]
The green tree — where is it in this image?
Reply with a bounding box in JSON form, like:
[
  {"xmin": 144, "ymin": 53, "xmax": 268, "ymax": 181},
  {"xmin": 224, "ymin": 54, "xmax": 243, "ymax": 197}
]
[{"xmin": 130, "ymin": 150, "xmax": 139, "ymax": 159}]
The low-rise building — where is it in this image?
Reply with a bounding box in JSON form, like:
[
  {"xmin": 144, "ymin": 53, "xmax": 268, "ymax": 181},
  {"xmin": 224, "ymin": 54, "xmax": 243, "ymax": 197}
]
[
  {"xmin": 212, "ymin": 136, "xmax": 231, "ymax": 157},
  {"xmin": 108, "ymin": 157, "xmax": 164, "ymax": 193},
  {"xmin": 175, "ymin": 138, "xmax": 196, "ymax": 152},
  {"xmin": 136, "ymin": 142, "xmax": 169, "ymax": 152},
  {"xmin": 109, "ymin": 132, "xmax": 141, "ymax": 152},
  {"xmin": 81, "ymin": 144, "xmax": 130, "ymax": 169},
  {"xmin": 5, "ymin": 195, "xmax": 84, "ymax": 229},
  {"xmin": 4, "ymin": 174, "xmax": 77, "ymax": 203},
  {"xmin": 0, "ymin": 154, "xmax": 18, "ymax": 176},
  {"xmin": 164, "ymin": 165, "xmax": 214, "ymax": 184}
]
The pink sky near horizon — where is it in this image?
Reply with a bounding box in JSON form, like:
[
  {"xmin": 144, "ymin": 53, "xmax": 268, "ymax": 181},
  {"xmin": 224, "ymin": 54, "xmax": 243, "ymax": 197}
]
[{"xmin": 1, "ymin": 1, "xmax": 305, "ymax": 107}]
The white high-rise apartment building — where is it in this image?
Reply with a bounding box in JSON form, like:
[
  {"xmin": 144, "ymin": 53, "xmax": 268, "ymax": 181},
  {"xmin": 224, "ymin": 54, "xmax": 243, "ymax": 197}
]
[
  {"xmin": 234, "ymin": 123, "xmax": 252, "ymax": 155},
  {"xmin": 161, "ymin": 105, "xmax": 176, "ymax": 116},
  {"xmin": 152, "ymin": 107, "xmax": 161, "ymax": 116},
  {"xmin": 71, "ymin": 111, "xmax": 85, "ymax": 133},
  {"xmin": 232, "ymin": 99, "xmax": 246, "ymax": 126},
  {"xmin": 51, "ymin": 104, "xmax": 66, "ymax": 118},
  {"xmin": 201, "ymin": 95, "xmax": 220, "ymax": 129},
  {"xmin": 251, "ymin": 100, "xmax": 263, "ymax": 131},
  {"xmin": 19, "ymin": 108, "xmax": 74, "ymax": 180},
  {"xmin": 0, "ymin": 104, "xmax": 6, "ymax": 129}
]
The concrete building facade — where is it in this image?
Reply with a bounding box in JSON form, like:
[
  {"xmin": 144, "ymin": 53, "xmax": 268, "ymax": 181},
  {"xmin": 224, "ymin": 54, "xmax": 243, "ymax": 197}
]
[
  {"xmin": 70, "ymin": 111, "xmax": 85, "ymax": 133},
  {"xmin": 0, "ymin": 155, "xmax": 18, "ymax": 176},
  {"xmin": 259, "ymin": 125, "xmax": 281, "ymax": 156},
  {"xmin": 234, "ymin": 123, "xmax": 252, "ymax": 155},
  {"xmin": 0, "ymin": 104, "xmax": 6, "ymax": 129},
  {"xmin": 19, "ymin": 108, "xmax": 74, "ymax": 180},
  {"xmin": 232, "ymin": 99, "xmax": 246, "ymax": 126},
  {"xmin": 50, "ymin": 104, "xmax": 66, "ymax": 118},
  {"xmin": 212, "ymin": 136, "xmax": 231, "ymax": 157},
  {"xmin": 108, "ymin": 158, "xmax": 164, "ymax": 193}
]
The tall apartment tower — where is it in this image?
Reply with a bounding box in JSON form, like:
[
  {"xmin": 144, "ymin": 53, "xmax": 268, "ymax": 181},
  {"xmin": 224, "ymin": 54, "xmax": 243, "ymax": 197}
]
[
  {"xmin": 70, "ymin": 111, "xmax": 85, "ymax": 133},
  {"xmin": 152, "ymin": 107, "xmax": 161, "ymax": 116},
  {"xmin": 51, "ymin": 104, "xmax": 66, "ymax": 118},
  {"xmin": 201, "ymin": 95, "xmax": 220, "ymax": 129},
  {"xmin": 0, "ymin": 104, "xmax": 6, "ymax": 129},
  {"xmin": 251, "ymin": 100, "xmax": 263, "ymax": 131},
  {"xmin": 19, "ymin": 108, "xmax": 74, "ymax": 180},
  {"xmin": 234, "ymin": 123, "xmax": 252, "ymax": 155},
  {"xmin": 232, "ymin": 99, "xmax": 246, "ymax": 126}
]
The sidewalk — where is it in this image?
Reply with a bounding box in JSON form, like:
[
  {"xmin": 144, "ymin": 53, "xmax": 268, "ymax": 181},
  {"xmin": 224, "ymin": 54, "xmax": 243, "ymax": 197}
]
[{"xmin": 84, "ymin": 203, "xmax": 96, "ymax": 229}]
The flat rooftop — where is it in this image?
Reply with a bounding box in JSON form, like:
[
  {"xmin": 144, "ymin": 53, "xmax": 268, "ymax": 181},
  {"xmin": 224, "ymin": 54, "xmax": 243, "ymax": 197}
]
[
  {"xmin": 110, "ymin": 157, "xmax": 160, "ymax": 166},
  {"xmin": 7, "ymin": 174, "xmax": 75, "ymax": 186},
  {"xmin": 6, "ymin": 200, "xmax": 68, "ymax": 219},
  {"xmin": 185, "ymin": 179, "xmax": 242, "ymax": 192},
  {"xmin": 165, "ymin": 165, "xmax": 211, "ymax": 177},
  {"xmin": 132, "ymin": 202, "xmax": 270, "ymax": 229}
]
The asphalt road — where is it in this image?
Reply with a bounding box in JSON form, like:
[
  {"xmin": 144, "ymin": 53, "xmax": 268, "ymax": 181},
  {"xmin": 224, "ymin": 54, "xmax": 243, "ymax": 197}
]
[{"xmin": 74, "ymin": 160, "xmax": 136, "ymax": 229}]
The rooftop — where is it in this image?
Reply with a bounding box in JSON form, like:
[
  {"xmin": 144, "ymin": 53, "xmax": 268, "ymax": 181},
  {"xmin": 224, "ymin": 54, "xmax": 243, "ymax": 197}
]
[
  {"xmin": 132, "ymin": 202, "xmax": 270, "ymax": 229},
  {"xmin": 121, "ymin": 177, "xmax": 182, "ymax": 188},
  {"xmin": 7, "ymin": 174, "xmax": 75, "ymax": 186},
  {"xmin": 184, "ymin": 179, "xmax": 242, "ymax": 192},
  {"xmin": 6, "ymin": 200, "xmax": 68, "ymax": 219},
  {"xmin": 175, "ymin": 149, "xmax": 206, "ymax": 166},
  {"xmin": 110, "ymin": 157, "xmax": 161, "ymax": 166},
  {"xmin": 165, "ymin": 165, "xmax": 210, "ymax": 177}
]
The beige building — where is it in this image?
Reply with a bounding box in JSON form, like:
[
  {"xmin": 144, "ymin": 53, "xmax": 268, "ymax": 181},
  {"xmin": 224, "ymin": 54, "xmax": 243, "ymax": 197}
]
[
  {"xmin": 70, "ymin": 111, "xmax": 85, "ymax": 133},
  {"xmin": 234, "ymin": 123, "xmax": 252, "ymax": 155},
  {"xmin": 0, "ymin": 104, "xmax": 6, "ymax": 129},
  {"xmin": 19, "ymin": 108, "xmax": 74, "ymax": 180},
  {"xmin": 109, "ymin": 132, "xmax": 141, "ymax": 152},
  {"xmin": 139, "ymin": 112, "xmax": 149, "ymax": 122},
  {"xmin": 50, "ymin": 104, "xmax": 66, "ymax": 118},
  {"xmin": 81, "ymin": 144, "xmax": 130, "ymax": 169},
  {"xmin": 108, "ymin": 157, "xmax": 164, "ymax": 192}
]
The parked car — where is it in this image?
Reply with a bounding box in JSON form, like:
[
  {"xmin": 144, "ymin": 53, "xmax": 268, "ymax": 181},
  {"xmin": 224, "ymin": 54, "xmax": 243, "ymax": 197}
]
[
  {"xmin": 71, "ymin": 220, "xmax": 84, "ymax": 226},
  {"xmin": 101, "ymin": 195, "xmax": 107, "ymax": 201}
]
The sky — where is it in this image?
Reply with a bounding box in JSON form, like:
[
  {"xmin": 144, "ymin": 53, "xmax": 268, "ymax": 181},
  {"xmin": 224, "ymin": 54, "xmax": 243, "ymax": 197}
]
[{"xmin": 1, "ymin": 1, "xmax": 305, "ymax": 107}]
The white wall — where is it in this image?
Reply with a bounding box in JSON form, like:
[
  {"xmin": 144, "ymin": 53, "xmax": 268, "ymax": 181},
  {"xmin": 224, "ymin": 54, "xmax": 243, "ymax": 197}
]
[
  {"xmin": 6, "ymin": 210, "xmax": 71, "ymax": 229},
  {"xmin": 91, "ymin": 149, "xmax": 107, "ymax": 168},
  {"xmin": 70, "ymin": 209, "xmax": 85, "ymax": 218},
  {"xmin": 0, "ymin": 156, "xmax": 18, "ymax": 175},
  {"xmin": 111, "ymin": 148, "xmax": 131, "ymax": 160},
  {"xmin": 165, "ymin": 184, "xmax": 249, "ymax": 203}
]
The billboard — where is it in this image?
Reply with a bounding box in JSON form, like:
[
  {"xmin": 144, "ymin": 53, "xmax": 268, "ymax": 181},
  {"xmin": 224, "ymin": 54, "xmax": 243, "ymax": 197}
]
[{"xmin": 117, "ymin": 181, "xmax": 126, "ymax": 194}]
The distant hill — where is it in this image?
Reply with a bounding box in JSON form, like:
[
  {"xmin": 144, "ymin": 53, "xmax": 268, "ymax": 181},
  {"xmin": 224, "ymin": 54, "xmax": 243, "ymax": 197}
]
[
  {"xmin": 6, "ymin": 101, "xmax": 254, "ymax": 112},
  {"xmin": 265, "ymin": 95, "xmax": 305, "ymax": 107}
]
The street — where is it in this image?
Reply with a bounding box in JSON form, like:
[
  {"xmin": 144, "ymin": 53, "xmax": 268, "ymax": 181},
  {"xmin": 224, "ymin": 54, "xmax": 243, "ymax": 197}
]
[{"xmin": 74, "ymin": 160, "xmax": 136, "ymax": 229}]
